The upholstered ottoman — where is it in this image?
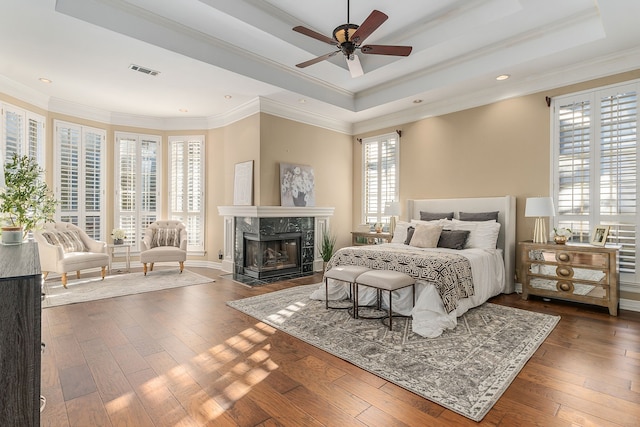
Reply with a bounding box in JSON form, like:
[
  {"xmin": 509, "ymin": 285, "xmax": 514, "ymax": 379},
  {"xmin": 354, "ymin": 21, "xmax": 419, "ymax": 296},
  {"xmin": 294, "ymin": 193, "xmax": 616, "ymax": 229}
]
[
  {"xmin": 323, "ymin": 265, "xmax": 370, "ymax": 314},
  {"xmin": 354, "ymin": 270, "xmax": 415, "ymax": 330}
]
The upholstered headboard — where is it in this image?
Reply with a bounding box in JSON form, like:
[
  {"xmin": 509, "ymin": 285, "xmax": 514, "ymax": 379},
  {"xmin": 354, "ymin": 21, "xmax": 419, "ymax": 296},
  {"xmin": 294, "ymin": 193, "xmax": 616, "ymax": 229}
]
[{"xmin": 406, "ymin": 196, "xmax": 516, "ymax": 293}]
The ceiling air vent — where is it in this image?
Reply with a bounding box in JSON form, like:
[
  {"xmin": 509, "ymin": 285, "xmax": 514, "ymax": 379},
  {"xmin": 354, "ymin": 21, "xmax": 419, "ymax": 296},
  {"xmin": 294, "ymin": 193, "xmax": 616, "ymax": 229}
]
[{"xmin": 129, "ymin": 64, "xmax": 160, "ymax": 76}]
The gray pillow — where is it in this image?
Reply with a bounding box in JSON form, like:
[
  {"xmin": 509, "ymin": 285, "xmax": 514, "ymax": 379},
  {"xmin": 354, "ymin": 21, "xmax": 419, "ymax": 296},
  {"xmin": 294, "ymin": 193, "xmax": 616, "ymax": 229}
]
[
  {"xmin": 459, "ymin": 211, "xmax": 499, "ymax": 222},
  {"xmin": 420, "ymin": 211, "xmax": 454, "ymax": 221},
  {"xmin": 437, "ymin": 230, "xmax": 470, "ymax": 250},
  {"xmin": 404, "ymin": 226, "xmax": 415, "ymax": 245}
]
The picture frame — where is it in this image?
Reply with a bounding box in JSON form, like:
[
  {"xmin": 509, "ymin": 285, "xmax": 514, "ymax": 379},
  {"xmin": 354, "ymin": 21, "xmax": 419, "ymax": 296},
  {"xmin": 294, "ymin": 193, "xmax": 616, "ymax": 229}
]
[
  {"xmin": 233, "ymin": 160, "xmax": 253, "ymax": 206},
  {"xmin": 280, "ymin": 163, "xmax": 315, "ymax": 207},
  {"xmin": 590, "ymin": 225, "xmax": 610, "ymax": 246}
]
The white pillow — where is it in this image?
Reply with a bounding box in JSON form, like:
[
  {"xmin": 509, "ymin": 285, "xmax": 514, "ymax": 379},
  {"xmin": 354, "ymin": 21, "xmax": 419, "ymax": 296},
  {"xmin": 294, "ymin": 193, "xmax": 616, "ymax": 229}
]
[
  {"xmin": 391, "ymin": 221, "xmax": 411, "ymax": 243},
  {"xmin": 410, "ymin": 218, "xmax": 454, "ymax": 230},
  {"xmin": 409, "ymin": 223, "xmax": 443, "ymax": 248},
  {"xmin": 451, "ymin": 219, "xmax": 501, "ymax": 249}
]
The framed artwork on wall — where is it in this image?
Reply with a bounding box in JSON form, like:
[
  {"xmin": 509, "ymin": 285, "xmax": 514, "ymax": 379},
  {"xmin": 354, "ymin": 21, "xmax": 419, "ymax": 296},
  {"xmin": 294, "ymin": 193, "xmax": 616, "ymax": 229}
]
[
  {"xmin": 280, "ymin": 163, "xmax": 315, "ymax": 207},
  {"xmin": 590, "ymin": 225, "xmax": 610, "ymax": 246},
  {"xmin": 233, "ymin": 160, "xmax": 253, "ymax": 206}
]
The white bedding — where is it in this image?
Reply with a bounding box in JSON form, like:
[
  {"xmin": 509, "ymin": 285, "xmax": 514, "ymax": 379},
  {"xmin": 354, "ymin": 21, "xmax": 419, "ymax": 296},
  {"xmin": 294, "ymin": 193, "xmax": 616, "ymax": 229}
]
[{"xmin": 309, "ymin": 243, "xmax": 505, "ymax": 338}]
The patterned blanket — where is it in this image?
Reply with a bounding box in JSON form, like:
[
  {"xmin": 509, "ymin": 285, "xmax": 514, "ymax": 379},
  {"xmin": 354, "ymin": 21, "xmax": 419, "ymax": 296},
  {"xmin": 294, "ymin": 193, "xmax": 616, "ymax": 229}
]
[{"xmin": 327, "ymin": 245, "xmax": 474, "ymax": 313}]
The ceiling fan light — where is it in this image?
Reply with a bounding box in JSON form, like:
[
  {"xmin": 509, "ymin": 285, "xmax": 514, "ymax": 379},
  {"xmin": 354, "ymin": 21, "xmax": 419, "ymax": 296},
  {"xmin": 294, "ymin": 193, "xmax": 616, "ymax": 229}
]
[{"xmin": 333, "ymin": 24, "xmax": 358, "ymax": 44}]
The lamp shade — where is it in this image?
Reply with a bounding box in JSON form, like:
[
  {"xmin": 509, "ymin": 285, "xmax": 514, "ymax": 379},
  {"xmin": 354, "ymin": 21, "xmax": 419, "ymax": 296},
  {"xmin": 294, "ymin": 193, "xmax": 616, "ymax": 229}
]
[
  {"xmin": 525, "ymin": 197, "xmax": 555, "ymax": 217},
  {"xmin": 384, "ymin": 201, "xmax": 400, "ymax": 216}
]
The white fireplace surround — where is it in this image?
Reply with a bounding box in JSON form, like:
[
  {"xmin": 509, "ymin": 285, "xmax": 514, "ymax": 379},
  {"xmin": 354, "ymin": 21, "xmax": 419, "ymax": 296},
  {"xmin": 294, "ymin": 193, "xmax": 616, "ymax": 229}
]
[{"xmin": 217, "ymin": 206, "xmax": 335, "ymax": 274}]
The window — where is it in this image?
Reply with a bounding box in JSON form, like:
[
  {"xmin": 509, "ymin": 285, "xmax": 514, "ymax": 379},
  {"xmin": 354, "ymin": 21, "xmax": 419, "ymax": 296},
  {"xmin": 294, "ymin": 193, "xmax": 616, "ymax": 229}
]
[
  {"xmin": 168, "ymin": 136, "xmax": 205, "ymax": 253},
  {"xmin": 1, "ymin": 103, "xmax": 45, "ymax": 165},
  {"xmin": 362, "ymin": 132, "xmax": 399, "ymax": 225},
  {"xmin": 114, "ymin": 132, "xmax": 162, "ymax": 250},
  {"xmin": 552, "ymin": 81, "xmax": 639, "ymax": 283},
  {"xmin": 54, "ymin": 121, "xmax": 106, "ymax": 240}
]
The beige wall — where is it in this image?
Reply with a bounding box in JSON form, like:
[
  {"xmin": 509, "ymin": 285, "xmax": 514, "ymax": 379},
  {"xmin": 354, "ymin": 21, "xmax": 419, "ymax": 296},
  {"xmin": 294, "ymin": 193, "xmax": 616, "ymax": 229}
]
[{"xmin": 258, "ymin": 113, "xmax": 353, "ymax": 248}]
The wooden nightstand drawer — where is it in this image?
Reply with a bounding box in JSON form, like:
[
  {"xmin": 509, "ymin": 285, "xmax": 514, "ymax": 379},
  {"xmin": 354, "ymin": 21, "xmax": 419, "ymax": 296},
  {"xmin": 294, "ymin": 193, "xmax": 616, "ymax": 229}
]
[{"xmin": 519, "ymin": 241, "xmax": 619, "ymax": 315}]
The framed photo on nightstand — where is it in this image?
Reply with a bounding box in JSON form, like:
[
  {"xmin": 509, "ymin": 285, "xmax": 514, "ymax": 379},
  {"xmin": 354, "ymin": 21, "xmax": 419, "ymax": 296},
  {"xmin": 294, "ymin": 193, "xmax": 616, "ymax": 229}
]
[{"xmin": 590, "ymin": 225, "xmax": 610, "ymax": 246}]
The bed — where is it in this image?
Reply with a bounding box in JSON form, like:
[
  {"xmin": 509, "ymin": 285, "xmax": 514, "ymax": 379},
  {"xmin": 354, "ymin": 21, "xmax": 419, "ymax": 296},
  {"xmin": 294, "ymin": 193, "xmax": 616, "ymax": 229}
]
[{"xmin": 310, "ymin": 196, "xmax": 516, "ymax": 337}]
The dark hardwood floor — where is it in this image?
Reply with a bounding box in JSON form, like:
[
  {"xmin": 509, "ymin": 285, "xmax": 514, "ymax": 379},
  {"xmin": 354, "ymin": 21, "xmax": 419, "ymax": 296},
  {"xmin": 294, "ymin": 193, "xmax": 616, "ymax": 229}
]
[{"xmin": 40, "ymin": 268, "xmax": 640, "ymax": 426}]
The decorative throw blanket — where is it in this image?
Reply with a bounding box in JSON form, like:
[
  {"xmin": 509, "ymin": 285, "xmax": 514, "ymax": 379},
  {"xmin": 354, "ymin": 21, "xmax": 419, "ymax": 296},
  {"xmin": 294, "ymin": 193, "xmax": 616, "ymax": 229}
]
[{"xmin": 327, "ymin": 245, "xmax": 474, "ymax": 313}]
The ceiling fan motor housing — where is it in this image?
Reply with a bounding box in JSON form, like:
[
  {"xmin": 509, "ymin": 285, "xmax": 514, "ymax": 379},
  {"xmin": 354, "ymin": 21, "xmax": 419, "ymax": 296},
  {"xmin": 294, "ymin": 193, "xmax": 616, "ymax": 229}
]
[{"xmin": 333, "ymin": 23, "xmax": 359, "ymax": 57}]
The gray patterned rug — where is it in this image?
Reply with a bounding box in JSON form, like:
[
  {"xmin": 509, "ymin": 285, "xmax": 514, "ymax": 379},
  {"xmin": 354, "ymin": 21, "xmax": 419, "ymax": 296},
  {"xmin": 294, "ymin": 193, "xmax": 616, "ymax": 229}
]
[
  {"xmin": 227, "ymin": 284, "xmax": 560, "ymax": 421},
  {"xmin": 43, "ymin": 269, "xmax": 214, "ymax": 307}
]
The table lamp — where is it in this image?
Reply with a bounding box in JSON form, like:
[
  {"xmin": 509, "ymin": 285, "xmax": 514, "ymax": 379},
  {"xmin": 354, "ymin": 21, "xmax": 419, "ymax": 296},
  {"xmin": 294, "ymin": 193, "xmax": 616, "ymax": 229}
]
[
  {"xmin": 525, "ymin": 197, "xmax": 555, "ymax": 243},
  {"xmin": 384, "ymin": 201, "xmax": 400, "ymax": 235}
]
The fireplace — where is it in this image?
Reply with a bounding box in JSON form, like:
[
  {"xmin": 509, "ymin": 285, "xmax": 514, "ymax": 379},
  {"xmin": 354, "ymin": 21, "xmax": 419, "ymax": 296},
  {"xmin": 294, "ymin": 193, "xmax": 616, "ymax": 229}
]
[
  {"xmin": 243, "ymin": 232, "xmax": 301, "ymax": 279},
  {"xmin": 217, "ymin": 205, "xmax": 334, "ymax": 284}
]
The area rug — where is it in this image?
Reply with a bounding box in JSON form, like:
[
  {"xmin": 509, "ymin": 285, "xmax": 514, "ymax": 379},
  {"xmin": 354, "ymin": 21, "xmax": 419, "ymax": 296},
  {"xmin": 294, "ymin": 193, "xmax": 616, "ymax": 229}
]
[
  {"xmin": 43, "ymin": 269, "xmax": 214, "ymax": 308},
  {"xmin": 227, "ymin": 284, "xmax": 560, "ymax": 422}
]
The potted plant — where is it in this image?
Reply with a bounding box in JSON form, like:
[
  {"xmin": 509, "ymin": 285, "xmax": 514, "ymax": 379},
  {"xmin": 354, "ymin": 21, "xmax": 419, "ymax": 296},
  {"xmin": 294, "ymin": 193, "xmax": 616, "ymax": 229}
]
[
  {"xmin": 318, "ymin": 229, "xmax": 337, "ymax": 270},
  {"xmin": 0, "ymin": 153, "xmax": 57, "ymax": 243}
]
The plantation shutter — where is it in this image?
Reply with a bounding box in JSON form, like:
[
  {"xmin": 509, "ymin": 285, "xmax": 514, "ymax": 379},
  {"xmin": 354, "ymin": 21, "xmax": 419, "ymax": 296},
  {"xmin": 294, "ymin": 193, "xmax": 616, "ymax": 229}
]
[
  {"xmin": 54, "ymin": 121, "xmax": 106, "ymax": 240},
  {"xmin": 553, "ymin": 82, "xmax": 639, "ymax": 281},
  {"xmin": 115, "ymin": 133, "xmax": 161, "ymax": 250},
  {"xmin": 2, "ymin": 104, "xmax": 45, "ymax": 164},
  {"xmin": 168, "ymin": 136, "xmax": 205, "ymax": 253},
  {"xmin": 362, "ymin": 133, "xmax": 399, "ymax": 225}
]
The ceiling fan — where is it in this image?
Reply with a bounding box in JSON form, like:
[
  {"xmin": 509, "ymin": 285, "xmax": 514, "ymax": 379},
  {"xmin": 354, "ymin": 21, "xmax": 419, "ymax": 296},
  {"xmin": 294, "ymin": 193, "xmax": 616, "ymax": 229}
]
[{"xmin": 292, "ymin": 0, "xmax": 412, "ymax": 78}]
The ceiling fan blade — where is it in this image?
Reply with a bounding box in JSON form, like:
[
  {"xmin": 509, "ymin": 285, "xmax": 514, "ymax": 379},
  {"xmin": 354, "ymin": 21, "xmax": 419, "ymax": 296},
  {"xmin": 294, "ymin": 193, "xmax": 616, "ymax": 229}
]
[
  {"xmin": 346, "ymin": 55, "xmax": 364, "ymax": 78},
  {"xmin": 360, "ymin": 45, "xmax": 413, "ymax": 56},
  {"xmin": 293, "ymin": 26, "xmax": 336, "ymax": 45},
  {"xmin": 296, "ymin": 51, "xmax": 339, "ymax": 68},
  {"xmin": 351, "ymin": 10, "xmax": 388, "ymax": 45}
]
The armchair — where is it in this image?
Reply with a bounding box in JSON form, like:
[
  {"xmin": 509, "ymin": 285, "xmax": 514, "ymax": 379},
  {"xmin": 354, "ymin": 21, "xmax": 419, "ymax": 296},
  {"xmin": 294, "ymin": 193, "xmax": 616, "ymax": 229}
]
[
  {"xmin": 140, "ymin": 220, "xmax": 187, "ymax": 275},
  {"xmin": 34, "ymin": 222, "xmax": 109, "ymax": 288}
]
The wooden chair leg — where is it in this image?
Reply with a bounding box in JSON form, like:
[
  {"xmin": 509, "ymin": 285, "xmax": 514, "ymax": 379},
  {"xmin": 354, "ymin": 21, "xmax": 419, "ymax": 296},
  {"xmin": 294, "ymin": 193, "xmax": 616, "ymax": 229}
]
[
  {"xmin": 61, "ymin": 273, "xmax": 68, "ymax": 288},
  {"xmin": 150, "ymin": 263, "xmax": 154, "ymax": 271},
  {"xmin": 76, "ymin": 271, "xmax": 81, "ymax": 279},
  {"xmin": 143, "ymin": 263, "xmax": 148, "ymax": 276},
  {"xmin": 179, "ymin": 261, "xmax": 184, "ymax": 273},
  {"xmin": 101, "ymin": 267, "xmax": 106, "ymax": 280}
]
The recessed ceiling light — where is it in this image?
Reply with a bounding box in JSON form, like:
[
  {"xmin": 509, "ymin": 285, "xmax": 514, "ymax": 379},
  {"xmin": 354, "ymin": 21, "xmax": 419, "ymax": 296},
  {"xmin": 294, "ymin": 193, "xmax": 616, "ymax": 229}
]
[
  {"xmin": 496, "ymin": 74, "xmax": 510, "ymax": 81},
  {"xmin": 39, "ymin": 78, "xmax": 52, "ymax": 84},
  {"xmin": 224, "ymin": 95, "xmax": 232, "ymax": 99},
  {"xmin": 413, "ymin": 99, "xmax": 423, "ymax": 104},
  {"xmin": 179, "ymin": 108, "xmax": 188, "ymax": 113}
]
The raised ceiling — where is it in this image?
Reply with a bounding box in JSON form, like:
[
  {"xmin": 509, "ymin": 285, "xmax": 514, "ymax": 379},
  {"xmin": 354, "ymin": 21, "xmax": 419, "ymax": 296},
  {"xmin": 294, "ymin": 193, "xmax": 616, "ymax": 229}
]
[{"xmin": 1, "ymin": 0, "xmax": 640, "ymax": 133}]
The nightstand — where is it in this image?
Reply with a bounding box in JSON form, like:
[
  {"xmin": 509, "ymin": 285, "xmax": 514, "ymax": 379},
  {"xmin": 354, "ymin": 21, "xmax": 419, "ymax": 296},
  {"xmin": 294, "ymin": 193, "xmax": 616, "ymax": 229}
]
[
  {"xmin": 351, "ymin": 231, "xmax": 392, "ymax": 246},
  {"xmin": 519, "ymin": 241, "xmax": 619, "ymax": 315}
]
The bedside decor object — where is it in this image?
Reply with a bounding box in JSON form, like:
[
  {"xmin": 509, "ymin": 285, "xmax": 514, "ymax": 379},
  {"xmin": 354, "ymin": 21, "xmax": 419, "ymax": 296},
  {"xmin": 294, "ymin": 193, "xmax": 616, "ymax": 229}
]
[
  {"xmin": 233, "ymin": 160, "xmax": 253, "ymax": 206},
  {"xmin": 0, "ymin": 154, "xmax": 57, "ymax": 244},
  {"xmin": 111, "ymin": 228, "xmax": 126, "ymax": 245},
  {"xmin": 318, "ymin": 229, "xmax": 337, "ymax": 269},
  {"xmin": 553, "ymin": 227, "xmax": 572, "ymax": 245},
  {"xmin": 525, "ymin": 197, "xmax": 554, "ymax": 244},
  {"xmin": 374, "ymin": 222, "xmax": 383, "ymax": 233},
  {"xmin": 590, "ymin": 225, "xmax": 610, "ymax": 246},
  {"xmin": 384, "ymin": 201, "xmax": 400, "ymax": 235},
  {"xmin": 280, "ymin": 163, "xmax": 315, "ymax": 207}
]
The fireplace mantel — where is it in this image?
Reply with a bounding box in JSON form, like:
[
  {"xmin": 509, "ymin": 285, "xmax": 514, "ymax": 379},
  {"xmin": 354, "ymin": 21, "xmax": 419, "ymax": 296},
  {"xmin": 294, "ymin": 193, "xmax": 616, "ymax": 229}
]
[
  {"xmin": 217, "ymin": 205, "xmax": 335, "ymax": 276},
  {"xmin": 218, "ymin": 206, "xmax": 334, "ymax": 218}
]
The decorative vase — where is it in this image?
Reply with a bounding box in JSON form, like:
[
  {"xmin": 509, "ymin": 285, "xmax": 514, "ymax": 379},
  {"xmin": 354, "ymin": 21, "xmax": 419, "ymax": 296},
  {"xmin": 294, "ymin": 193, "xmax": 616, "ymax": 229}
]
[
  {"xmin": 114, "ymin": 238, "xmax": 124, "ymax": 245},
  {"xmin": 292, "ymin": 192, "xmax": 306, "ymax": 207},
  {"xmin": 553, "ymin": 235, "xmax": 567, "ymax": 245},
  {"xmin": 1, "ymin": 226, "xmax": 24, "ymax": 245}
]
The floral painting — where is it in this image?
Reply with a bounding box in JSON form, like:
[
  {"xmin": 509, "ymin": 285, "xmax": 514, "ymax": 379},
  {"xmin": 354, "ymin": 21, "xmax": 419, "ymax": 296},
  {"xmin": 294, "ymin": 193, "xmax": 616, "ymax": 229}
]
[{"xmin": 280, "ymin": 163, "xmax": 315, "ymax": 207}]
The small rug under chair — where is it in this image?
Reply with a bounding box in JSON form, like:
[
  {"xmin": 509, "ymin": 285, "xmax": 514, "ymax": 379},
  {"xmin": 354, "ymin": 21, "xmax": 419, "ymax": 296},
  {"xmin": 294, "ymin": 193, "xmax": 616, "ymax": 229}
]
[
  {"xmin": 227, "ymin": 283, "xmax": 560, "ymax": 421},
  {"xmin": 43, "ymin": 269, "xmax": 214, "ymax": 307}
]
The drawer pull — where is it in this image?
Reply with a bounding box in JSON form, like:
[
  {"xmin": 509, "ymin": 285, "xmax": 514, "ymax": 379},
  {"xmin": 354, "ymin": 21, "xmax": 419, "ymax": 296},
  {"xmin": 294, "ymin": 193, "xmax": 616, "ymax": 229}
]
[
  {"xmin": 556, "ymin": 252, "xmax": 571, "ymax": 262},
  {"xmin": 556, "ymin": 266, "xmax": 573, "ymax": 277},
  {"xmin": 556, "ymin": 281, "xmax": 574, "ymax": 293}
]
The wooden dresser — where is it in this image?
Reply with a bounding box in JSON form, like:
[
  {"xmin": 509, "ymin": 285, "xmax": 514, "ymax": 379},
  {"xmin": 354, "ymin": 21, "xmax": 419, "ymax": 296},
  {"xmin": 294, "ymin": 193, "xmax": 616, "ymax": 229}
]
[
  {"xmin": 0, "ymin": 242, "xmax": 41, "ymax": 426},
  {"xmin": 519, "ymin": 241, "xmax": 619, "ymax": 315}
]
